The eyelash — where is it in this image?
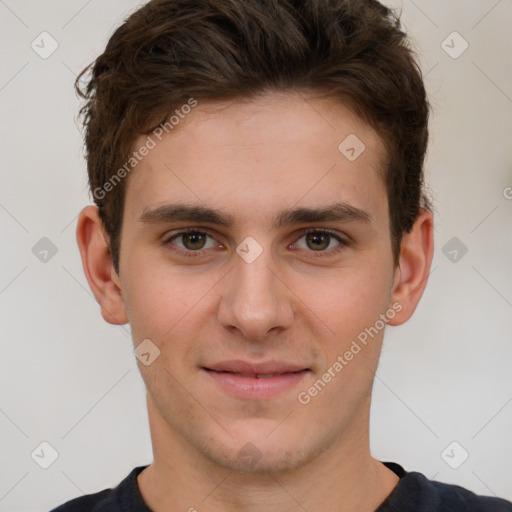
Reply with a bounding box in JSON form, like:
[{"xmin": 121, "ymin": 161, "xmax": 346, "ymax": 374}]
[{"xmin": 162, "ymin": 227, "xmax": 350, "ymax": 258}]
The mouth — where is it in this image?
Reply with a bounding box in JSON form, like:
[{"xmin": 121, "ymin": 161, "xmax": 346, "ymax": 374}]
[
  {"xmin": 202, "ymin": 360, "xmax": 311, "ymax": 399},
  {"xmin": 207, "ymin": 371, "xmax": 301, "ymax": 378}
]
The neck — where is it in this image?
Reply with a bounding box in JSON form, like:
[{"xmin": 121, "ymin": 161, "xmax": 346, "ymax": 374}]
[{"xmin": 138, "ymin": 395, "xmax": 399, "ymax": 512}]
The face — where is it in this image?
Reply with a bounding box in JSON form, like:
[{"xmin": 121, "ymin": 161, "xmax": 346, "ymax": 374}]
[{"xmin": 116, "ymin": 91, "xmax": 398, "ymax": 474}]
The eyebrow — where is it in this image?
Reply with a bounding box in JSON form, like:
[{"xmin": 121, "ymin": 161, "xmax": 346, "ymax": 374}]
[{"xmin": 139, "ymin": 201, "xmax": 371, "ymax": 229}]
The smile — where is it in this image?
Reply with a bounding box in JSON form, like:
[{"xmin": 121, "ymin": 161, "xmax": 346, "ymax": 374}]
[{"xmin": 202, "ymin": 366, "xmax": 310, "ymax": 399}]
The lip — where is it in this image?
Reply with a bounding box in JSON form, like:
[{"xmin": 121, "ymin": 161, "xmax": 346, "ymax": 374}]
[
  {"xmin": 202, "ymin": 359, "xmax": 310, "ymax": 399},
  {"xmin": 206, "ymin": 359, "xmax": 308, "ymax": 375}
]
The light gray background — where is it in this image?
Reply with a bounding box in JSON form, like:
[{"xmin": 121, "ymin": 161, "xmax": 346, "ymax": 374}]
[{"xmin": 1, "ymin": 1, "xmax": 511, "ymax": 510}]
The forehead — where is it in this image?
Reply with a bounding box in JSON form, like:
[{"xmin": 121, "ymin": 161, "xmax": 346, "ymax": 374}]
[{"xmin": 124, "ymin": 91, "xmax": 388, "ymax": 230}]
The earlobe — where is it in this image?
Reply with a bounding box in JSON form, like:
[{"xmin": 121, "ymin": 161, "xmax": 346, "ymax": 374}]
[
  {"xmin": 388, "ymin": 208, "xmax": 434, "ymax": 326},
  {"xmin": 76, "ymin": 205, "xmax": 128, "ymax": 325}
]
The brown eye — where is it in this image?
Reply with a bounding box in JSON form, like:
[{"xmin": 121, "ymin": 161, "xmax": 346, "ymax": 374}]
[
  {"xmin": 305, "ymin": 232, "xmax": 331, "ymax": 251},
  {"xmin": 164, "ymin": 229, "xmax": 218, "ymax": 254},
  {"xmin": 294, "ymin": 229, "xmax": 345, "ymax": 253},
  {"xmin": 181, "ymin": 232, "xmax": 208, "ymax": 250}
]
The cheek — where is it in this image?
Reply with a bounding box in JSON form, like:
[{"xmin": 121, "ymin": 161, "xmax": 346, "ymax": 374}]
[
  {"xmin": 122, "ymin": 272, "xmax": 171, "ymax": 339},
  {"xmin": 293, "ymin": 267, "xmax": 393, "ymax": 420},
  {"xmin": 298, "ymin": 262, "xmax": 394, "ymax": 346},
  {"xmin": 121, "ymin": 261, "xmax": 219, "ymax": 353}
]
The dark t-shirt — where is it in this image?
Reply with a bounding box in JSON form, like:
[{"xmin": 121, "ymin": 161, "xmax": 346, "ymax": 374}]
[{"xmin": 49, "ymin": 462, "xmax": 512, "ymax": 511}]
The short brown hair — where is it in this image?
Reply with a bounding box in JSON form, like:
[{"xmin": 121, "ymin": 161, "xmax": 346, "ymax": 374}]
[{"xmin": 75, "ymin": 0, "xmax": 430, "ymax": 274}]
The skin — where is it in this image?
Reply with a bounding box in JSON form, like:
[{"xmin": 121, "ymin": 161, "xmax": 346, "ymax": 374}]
[{"xmin": 76, "ymin": 91, "xmax": 434, "ymax": 512}]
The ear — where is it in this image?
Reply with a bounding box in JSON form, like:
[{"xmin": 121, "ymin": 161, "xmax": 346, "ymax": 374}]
[
  {"xmin": 388, "ymin": 207, "xmax": 434, "ymax": 326},
  {"xmin": 76, "ymin": 205, "xmax": 128, "ymax": 325}
]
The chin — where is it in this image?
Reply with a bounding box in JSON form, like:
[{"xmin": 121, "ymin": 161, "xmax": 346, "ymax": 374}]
[
  {"xmin": 195, "ymin": 421, "xmax": 326, "ymax": 476},
  {"xmin": 208, "ymin": 443, "xmax": 313, "ymax": 476}
]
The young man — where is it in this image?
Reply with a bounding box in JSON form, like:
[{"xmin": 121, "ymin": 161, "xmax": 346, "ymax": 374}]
[{"xmin": 51, "ymin": 0, "xmax": 511, "ymax": 510}]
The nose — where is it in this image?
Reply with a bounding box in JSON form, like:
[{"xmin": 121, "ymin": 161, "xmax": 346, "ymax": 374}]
[{"xmin": 217, "ymin": 244, "xmax": 295, "ymax": 342}]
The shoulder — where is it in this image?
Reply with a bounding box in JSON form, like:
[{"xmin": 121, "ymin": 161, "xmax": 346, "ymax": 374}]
[
  {"xmin": 49, "ymin": 489, "xmax": 112, "ymax": 512},
  {"xmin": 48, "ymin": 466, "xmax": 149, "ymax": 512},
  {"xmin": 415, "ymin": 472, "xmax": 512, "ymax": 511},
  {"xmin": 380, "ymin": 462, "xmax": 512, "ymax": 512}
]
